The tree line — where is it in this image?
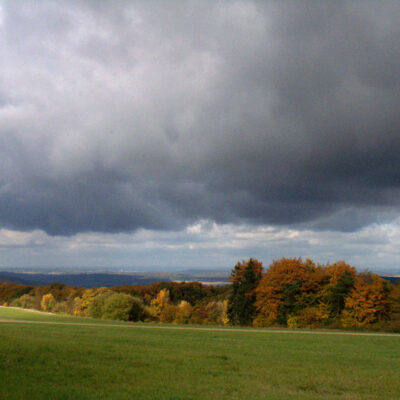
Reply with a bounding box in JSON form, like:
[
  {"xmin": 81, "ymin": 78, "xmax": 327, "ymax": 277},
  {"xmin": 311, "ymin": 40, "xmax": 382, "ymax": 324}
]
[
  {"xmin": 228, "ymin": 258, "xmax": 400, "ymax": 331},
  {"xmin": 0, "ymin": 280, "xmax": 230, "ymax": 325},
  {"xmin": 1, "ymin": 257, "xmax": 399, "ymax": 332}
]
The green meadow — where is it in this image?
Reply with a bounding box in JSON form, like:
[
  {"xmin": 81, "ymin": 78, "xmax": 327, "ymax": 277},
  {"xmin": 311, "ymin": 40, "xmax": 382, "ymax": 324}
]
[{"xmin": 0, "ymin": 308, "xmax": 399, "ymax": 400}]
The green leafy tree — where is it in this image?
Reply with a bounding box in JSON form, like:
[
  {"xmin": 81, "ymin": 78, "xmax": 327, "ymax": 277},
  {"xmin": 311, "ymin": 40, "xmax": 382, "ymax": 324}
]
[
  {"xmin": 102, "ymin": 293, "xmax": 145, "ymax": 321},
  {"xmin": 87, "ymin": 290, "xmax": 114, "ymax": 318},
  {"xmin": 11, "ymin": 294, "xmax": 35, "ymax": 309}
]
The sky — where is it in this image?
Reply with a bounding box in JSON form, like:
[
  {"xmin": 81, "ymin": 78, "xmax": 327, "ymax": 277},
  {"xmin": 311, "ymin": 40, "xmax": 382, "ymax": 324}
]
[{"xmin": 0, "ymin": 1, "xmax": 400, "ymax": 272}]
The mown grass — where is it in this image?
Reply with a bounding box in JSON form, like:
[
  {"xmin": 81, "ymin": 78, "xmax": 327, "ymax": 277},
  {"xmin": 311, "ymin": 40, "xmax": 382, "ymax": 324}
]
[{"xmin": 0, "ymin": 308, "xmax": 399, "ymax": 399}]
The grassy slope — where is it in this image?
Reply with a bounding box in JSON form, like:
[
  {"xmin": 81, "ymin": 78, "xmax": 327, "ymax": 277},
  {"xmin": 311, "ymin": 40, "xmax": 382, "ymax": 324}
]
[{"xmin": 0, "ymin": 308, "xmax": 399, "ymax": 400}]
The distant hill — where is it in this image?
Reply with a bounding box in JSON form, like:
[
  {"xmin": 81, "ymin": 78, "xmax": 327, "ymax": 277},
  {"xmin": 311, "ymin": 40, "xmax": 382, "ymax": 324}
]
[
  {"xmin": 381, "ymin": 276, "xmax": 399, "ymax": 285},
  {"xmin": 0, "ymin": 272, "xmax": 32, "ymax": 285},
  {"xmin": 0, "ymin": 270, "xmax": 230, "ymax": 288},
  {"xmin": 1, "ymin": 270, "xmax": 396, "ymax": 288},
  {"xmin": 0, "ymin": 271, "xmax": 163, "ymax": 288}
]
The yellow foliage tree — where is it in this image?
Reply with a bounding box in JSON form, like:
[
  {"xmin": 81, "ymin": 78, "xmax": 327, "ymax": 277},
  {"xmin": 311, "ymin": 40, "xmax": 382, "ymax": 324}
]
[
  {"xmin": 150, "ymin": 289, "xmax": 170, "ymax": 316},
  {"xmin": 41, "ymin": 293, "xmax": 56, "ymax": 311},
  {"xmin": 221, "ymin": 300, "xmax": 229, "ymax": 325},
  {"xmin": 174, "ymin": 300, "xmax": 193, "ymax": 324}
]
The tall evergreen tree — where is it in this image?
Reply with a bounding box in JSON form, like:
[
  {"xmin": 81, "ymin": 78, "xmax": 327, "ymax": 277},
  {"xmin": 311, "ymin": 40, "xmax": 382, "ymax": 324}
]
[
  {"xmin": 326, "ymin": 270, "xmax": 355, "ymax": 317},
  {"xmin": 227, "ymin": 258, "xmax": 263, "ymax": 325}
]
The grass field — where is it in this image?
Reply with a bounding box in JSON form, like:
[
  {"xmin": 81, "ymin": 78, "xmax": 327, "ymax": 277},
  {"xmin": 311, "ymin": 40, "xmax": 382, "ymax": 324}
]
[{"xmin": 0, "ymin": 308, "xmax": 399, "ymax": 399}]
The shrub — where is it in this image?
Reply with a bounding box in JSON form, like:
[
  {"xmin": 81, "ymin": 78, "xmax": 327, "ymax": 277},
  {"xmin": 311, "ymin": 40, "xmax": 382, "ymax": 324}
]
[
  {"xmin": 52, "ymin": 301, "xmax": 69, "ymax": 314},
  {"xmin": 102, "ymin": 293, "xmax": 145, "ymax": 321},
  {"xmin": 11, "ymin": 294, "xmax": 35, "ymax": 309},
  {"xmin": 159, "ymin": 304, "xmax": 177, "ymax": 323},
  {"xmin": 252, "ymin": 314, "xmax": 274, "ymax": 327},
  {"xmin": 142, "ymin": 305, "xmax": 158, "ymax": 322},
  {"xmin": 297, "ymin": 306, "xmax": 329, "ymax": 328},
  {"xmin": 202, "ymin": 301, "xmax": 227, "ymax": 325},
  {"xmin": 287, "ymin": 315, "xmax": 299, "ymax": 328}
]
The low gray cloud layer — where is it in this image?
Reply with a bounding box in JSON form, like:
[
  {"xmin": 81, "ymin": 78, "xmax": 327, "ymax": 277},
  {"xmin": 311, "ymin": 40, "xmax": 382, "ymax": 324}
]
[{"xmin": 1, "ymin": 1, "xmax": 399, "ymax": 236}]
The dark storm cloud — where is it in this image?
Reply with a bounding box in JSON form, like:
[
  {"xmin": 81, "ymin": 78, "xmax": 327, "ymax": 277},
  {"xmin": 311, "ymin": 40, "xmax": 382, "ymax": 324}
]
[{"xmin": 0, "ymin": 1, "xmax": 400, "ymax": 235}]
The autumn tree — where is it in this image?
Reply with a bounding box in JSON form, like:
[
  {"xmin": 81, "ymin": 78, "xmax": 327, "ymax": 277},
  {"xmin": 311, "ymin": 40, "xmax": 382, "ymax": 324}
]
[
  {"xmin": 227, "ymin": 258, "xmax": 263, "ymax": 325},
  {"xmin": 150, "ymin": 288, "xmax": 171, "ymax": 316},
  {"xmin": 342, "ymin": 274, "xmax": 392, "ymax": 327},
  {"xmin": 174, "ymin": 300, "xmax": 193, "ymax": 324},
  {"xmin": 11, "ymin": 294, "xmax": 35, "ymax": 309},
  {"xmin": 296, "ymin": 304, "xmax": 330, "ymax": 328},
  {"xmin": 205, "ymin": 301, "xmax": 229, "ymax": 325},
  {"xmin": 41, "ymin": 293, "xmax": 56, "ymax": 311},
  {"xmin": 254, "ymin": 258, "xmax": 325, "ymax": 326},
  {"xmin": 0, "ymin": 283, "xmax": 33, "ymax": 305},
  {"xmin": 159, "ymin": 304, "xmax": 178, "ymax": 323},
  {"xmin": 390, "ymin": 282, "xmax": 400, "ymax": 318}
]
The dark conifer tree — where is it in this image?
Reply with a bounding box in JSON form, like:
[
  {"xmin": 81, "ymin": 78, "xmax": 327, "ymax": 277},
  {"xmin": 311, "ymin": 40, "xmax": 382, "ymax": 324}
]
[
  {"xmin": 227, "ymin": 258, "xmax": 263, "ymax": 325},
  {"xmin": 326, "ymin": 270, "xmax": 355, "ymax": 317}
]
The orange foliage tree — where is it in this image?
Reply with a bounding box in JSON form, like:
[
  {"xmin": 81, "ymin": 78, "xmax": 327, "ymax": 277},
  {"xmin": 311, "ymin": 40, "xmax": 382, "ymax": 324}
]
[
  {"xmin": 254, "ymin": 258, "xmax": 326, "ymax": 326},
  {"xmin": 341, "ymin": 275, "xmax": 392, "ymax": 327}
]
